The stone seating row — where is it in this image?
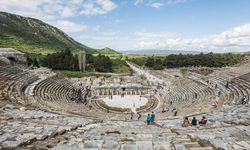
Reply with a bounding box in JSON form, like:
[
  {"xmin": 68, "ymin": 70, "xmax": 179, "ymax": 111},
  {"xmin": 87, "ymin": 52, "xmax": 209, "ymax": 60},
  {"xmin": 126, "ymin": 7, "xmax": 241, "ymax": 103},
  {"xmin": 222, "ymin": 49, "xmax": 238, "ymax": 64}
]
[
  {"xmin": 32, "ymin": 77, "xmax": 106, "ymax": 119},
  {"xmin": 0, "ymin": 66, "xmax": 39, "ymax": 105},
  {"xmin": 157, "ymin": 78, "xmax": 215, "ymax": 116},
  {"xmin": 209, "ymin": 75, "xmax": 250, "ymax": 104}
]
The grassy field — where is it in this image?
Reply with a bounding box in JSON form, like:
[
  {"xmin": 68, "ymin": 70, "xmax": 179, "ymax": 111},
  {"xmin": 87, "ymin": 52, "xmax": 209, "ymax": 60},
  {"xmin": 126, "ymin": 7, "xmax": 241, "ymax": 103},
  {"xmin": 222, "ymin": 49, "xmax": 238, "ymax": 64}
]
[
  {"xmin": 111, "ymin": 59, "xmax": 131, "ymax": 73},
  {"xmin": 55, "ymin": 70, "xmax": 112, "ymax": 78}
]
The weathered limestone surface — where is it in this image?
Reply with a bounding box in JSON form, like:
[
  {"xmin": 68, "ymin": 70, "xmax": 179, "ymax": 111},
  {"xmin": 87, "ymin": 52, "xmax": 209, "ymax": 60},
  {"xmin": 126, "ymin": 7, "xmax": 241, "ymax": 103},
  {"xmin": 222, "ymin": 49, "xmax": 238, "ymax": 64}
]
[
  {"xmin": 156, "ymin": 105, "xmax": 250, "ymax": 150},
  {"xmin": 0, "ymin": 48, "xmax": 27, "ymax": 65},
  {"xmin": 0, "ymin": 104, "xmax": 217, "ymax": 150}
]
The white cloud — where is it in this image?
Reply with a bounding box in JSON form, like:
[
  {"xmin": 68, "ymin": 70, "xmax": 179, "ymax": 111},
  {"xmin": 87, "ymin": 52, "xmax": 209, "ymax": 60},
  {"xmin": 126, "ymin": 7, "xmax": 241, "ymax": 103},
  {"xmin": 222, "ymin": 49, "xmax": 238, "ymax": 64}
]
[
  {"xmin": 53, "ymin": 20, "xmax": 88, "ymax": 33},
  {"xmin": 134, "ymin": 23, "xmax": 250, "ymax": 52},
  {"xmin": 134, "ymin": 0, "xmax": 188, "ymax": 8},
  {"xmin": 74, "ymin": 23, "xmax": 250, "ymax": 52},
  {"xmin": 134, "ymin": 0, "xmax": 144, "ymax": 5},
  {"xmin": 135, "ymin": 31, "xmax": 180, "ymax": 40},
  {"xmin": 150, "ymin": 3, "xmax": 164, "ymax": 8},
  {"xmin": 75, "ymin": 31, "xmax": 133, "ymax": 50},
  {"xmin": 80, "ymin": 0, "xmax": 117, "ymax": 16},
  {"xmin": 92, "ymin": 25, "xmax": 101, "ymax": 31},
  {"xmin": 61, "ymin": 7, "xmax": 76, "ymax": 17},
  {"xmin": 70, "ymin": 0, "xmax": 84, "ymax": 5}
]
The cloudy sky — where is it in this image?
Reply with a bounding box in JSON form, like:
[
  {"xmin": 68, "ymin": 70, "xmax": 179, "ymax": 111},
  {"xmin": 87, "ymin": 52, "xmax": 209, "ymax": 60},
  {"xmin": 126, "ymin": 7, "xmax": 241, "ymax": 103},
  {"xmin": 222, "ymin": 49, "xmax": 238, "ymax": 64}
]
[{"xmin": 1, "ymin": 0, "xmax": 250, "ymax": 52}]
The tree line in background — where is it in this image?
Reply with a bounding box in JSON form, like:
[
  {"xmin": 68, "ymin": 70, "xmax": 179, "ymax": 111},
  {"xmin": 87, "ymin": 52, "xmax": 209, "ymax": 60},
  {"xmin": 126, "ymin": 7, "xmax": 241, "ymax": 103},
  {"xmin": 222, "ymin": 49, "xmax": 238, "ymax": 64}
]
[
  {"xmin": 129, "ymin": 52, "xmax": 242, "ymax": 70},
  {"xmin": 27, "ymin": 48, "xmax": 130, "ymax": 73},
  {"xmin": 39, "ymin": 48, "xmax": 113, "ymax": 72}
]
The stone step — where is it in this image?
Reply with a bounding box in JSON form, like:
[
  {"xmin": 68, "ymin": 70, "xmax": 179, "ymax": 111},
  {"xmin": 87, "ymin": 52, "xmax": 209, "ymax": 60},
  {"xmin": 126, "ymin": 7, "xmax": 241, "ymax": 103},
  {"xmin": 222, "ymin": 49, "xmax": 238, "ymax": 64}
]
[
  {"xmin": 173, "ymin": 138, "xmax": 191, "ymax": 143},
  {"xmin": 121, "ymin": 143, "xmax": 138, "ymax": 150},
  {"xmin": 182, "ymin": 142, "xmax": 200, "ymax": 149},
  {"xmin": 189, "ymin": 147, "xmax": 214, "ymax": 150},
  {"xmin": 120, "ymin": 140, "xmax": 153, "ymax": 150},
  {"xmin": 174, "ymin": 144, "xmax": 188, "ymax": 150},
  {"xmin": 171, "ymin": 135, "xmax": 188, "ymax": 139},
  {"xmin": 153, "ymin": 141, "xmax": 172, "ymax": 150}
]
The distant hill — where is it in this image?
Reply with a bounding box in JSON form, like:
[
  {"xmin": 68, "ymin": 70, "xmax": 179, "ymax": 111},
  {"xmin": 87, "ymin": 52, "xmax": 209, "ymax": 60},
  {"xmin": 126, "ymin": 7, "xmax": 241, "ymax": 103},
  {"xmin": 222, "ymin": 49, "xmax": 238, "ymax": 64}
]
[
  {"xmin": 122, "ymin": 49, "xmax": 203, "ymax": 55},
  {"xmin": 0, "ymin": 11, "xmax": 97, "ymax": 55},
  {"xmin": 98, "ymin": 47, "xmax": 121, "ymax": 55}
]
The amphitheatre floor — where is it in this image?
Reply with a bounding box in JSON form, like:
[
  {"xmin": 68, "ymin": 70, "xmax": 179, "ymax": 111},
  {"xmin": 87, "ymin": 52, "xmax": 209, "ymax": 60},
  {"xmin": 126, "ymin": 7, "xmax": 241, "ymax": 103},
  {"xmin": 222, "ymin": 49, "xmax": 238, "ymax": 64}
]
[{"xmin": 101, "ymin": 95, "xmax": 148, "ymax": 113}]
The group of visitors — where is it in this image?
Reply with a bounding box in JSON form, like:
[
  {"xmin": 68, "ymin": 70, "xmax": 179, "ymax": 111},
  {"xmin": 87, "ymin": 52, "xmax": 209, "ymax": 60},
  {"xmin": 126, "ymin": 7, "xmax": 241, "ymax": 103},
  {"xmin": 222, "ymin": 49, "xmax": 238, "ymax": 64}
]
[
  {"xmin": 182, "ymin": 116, "xmax": 207, "ymax": 127},
  {"xmin": 242, "ymin": 96, "xmax": 249, "ymax": 105},
  {"xmin": 146, "ymin": 112, "xmax": 155, "ymax": 125},
  {"xmin": 70, "ymin": 88, "xmax": 83, "ymax": 103},
  {"xmin": 70, "ymin": 84, "xmax": 92, "ymax": 104}
]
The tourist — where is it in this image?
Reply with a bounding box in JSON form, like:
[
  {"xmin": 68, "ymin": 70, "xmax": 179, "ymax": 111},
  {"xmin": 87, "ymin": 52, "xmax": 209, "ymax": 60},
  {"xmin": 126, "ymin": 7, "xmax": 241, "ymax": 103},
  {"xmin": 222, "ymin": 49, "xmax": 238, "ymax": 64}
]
[
  {"xmin": 151, "ymin": 112, "xmax": 155, "ymax": 123},
  {"xmin": 218, "ymin": 91, "xmax": 222, "ymax": 96},
  {"xmin": 199, "ymin": 116, "xmax": 207, "ymax": 125},
  {"xmin": 172, "ymin": 107, "xmax": 176, "ymax": 112},
  {"xmin": 146, "ymin": 114, "xmax": 151, "ymax": 125},
  {"xmin": 242, "ymin": 96, "xmax": 246, "ymax": 105},
  {"xmin": 174, "ymin": 111, "xmax": 178, "ymax": 116},
  {"xmin": 191, "ymin": 117, "xmax": 197, "ymax": 126},
  {"xmin": 137, "ymin": 113, "xmax": 141, "ymax": 120},
  {"xmin": 182, "ymin": 117, "xmax": 189, "ymax": 127},
  {"xmin": 226, "ymin": 82, "xmax": 229, "ymax": 88},
  {"xmin": 130, "ymin": 112, "xmax": 133, "ymax": 120},
  {"xmin": 246, "ymin": 96, "xmax": 249, "ymax": 105},
  {"xmin": 242, "ymin": 96, "xmax": 249, "ymax": 105}
]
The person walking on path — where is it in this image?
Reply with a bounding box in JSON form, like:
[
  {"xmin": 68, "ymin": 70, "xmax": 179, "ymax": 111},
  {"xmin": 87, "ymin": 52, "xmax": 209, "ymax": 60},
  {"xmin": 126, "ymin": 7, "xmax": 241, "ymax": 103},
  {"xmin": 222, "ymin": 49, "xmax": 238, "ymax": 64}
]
[
  {"xmin": 130, "ymin": 112, "xmax": 133, "ymax": 120},
  {"xmin": 146, "ymin": 114, "xmax": 151, "ymax": 125},
  {"xmin": 151, "ymin": 112, "xmax": 155, "ymax": 123},
  {"xmin": 137, "ymin": 113, "xmax": 141, "ymax": 120}
]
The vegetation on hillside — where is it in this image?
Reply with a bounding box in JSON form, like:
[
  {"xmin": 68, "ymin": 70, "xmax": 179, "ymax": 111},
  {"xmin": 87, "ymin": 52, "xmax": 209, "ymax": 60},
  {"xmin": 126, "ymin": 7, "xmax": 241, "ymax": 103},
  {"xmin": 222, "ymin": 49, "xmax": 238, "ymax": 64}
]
[
  {"xmin": 0, "ymin": 11, "xmax": 96, "ymax": 54},
  {"xmin": 129, "ymin": 53, "xmax": 242, "ymax": 70},
  {"xmin": 98, "ymin": 47, "xmax": 121, "ymax": 55}
]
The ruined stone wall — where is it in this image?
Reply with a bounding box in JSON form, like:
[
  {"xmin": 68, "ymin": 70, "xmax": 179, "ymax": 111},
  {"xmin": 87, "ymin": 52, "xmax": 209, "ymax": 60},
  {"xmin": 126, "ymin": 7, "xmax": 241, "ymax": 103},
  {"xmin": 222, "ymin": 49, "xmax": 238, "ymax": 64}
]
[{"xmin": 0, "ymin": 48, "xmax": 27, "ymax": 66}]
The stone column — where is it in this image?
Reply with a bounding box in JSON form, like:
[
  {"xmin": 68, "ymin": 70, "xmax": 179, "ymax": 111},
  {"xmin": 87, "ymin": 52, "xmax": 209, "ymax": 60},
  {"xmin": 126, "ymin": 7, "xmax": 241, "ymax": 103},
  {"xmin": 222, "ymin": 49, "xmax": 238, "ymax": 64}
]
[{"xmin": 78, "ymin": 50, "xmax": 86, "ymax": 72}]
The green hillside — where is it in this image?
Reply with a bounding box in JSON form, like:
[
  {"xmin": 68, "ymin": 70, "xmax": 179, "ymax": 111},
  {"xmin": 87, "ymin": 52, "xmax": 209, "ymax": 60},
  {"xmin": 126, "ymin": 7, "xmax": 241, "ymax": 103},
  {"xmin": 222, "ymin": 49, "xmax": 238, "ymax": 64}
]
[
  {"xmin": 95, "ymin": 47, "xmax": 122, "ymax": 59},
  {"xmin": 98, "ymin": 47, "xmax": 121, "ymax": 55},
  {"xmin": 0, "ymin": 11, "xmax": 96, "ymax": 55}
]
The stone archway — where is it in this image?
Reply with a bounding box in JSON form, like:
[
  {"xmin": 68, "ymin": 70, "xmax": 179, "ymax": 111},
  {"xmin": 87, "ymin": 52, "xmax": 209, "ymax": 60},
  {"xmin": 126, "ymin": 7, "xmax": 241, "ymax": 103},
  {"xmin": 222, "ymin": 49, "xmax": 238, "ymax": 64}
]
[{"xmin": 7, "ymin": 57, "xmax": 17, "ymax": 65}]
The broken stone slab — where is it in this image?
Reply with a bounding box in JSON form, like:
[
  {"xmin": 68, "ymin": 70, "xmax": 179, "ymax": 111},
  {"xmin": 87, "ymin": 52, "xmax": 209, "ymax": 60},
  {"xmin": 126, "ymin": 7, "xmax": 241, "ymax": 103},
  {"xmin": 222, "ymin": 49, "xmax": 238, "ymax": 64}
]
[
  {"xmin": 83, "ymin": 140, "xmax": 99, "ymax": 149},
  {"xmin": 16, "ymin": 132, "xmax": 37, "ymax": 143},
  {"xmin": 233, "ymin": 141, "xmax": 250, "ymax": 149},
  {"xmin": 136, "ymin": 140, "xmax": 153, "ymax": 150},
  {"xmin": 153, "ymin": 144, "xmax": 172, "ymax": 150},
  {"xmin": 0, "ymin": 133, "xmax": 8, "ymax": 142},
  {"xmin": 2, "ymin": 140, "xmax": 22, "ymax": 148},
  {"xmin": 102, "ymin": 140, "xmax": 118, "ymax": 149},
  {"xmin": 4, "ymin": 104, "xmax": 16, "ymax": 110},
  {"xmin": 136, "ymin": 133, "xmax": 153, "ymax": 140},
  {"xmin": 174, "ymin": 144, "xmax": 188, "ymax": 150},
  {"xmin": 120, "ymin": 143, "xmax": 138, "ymax": 150}
]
